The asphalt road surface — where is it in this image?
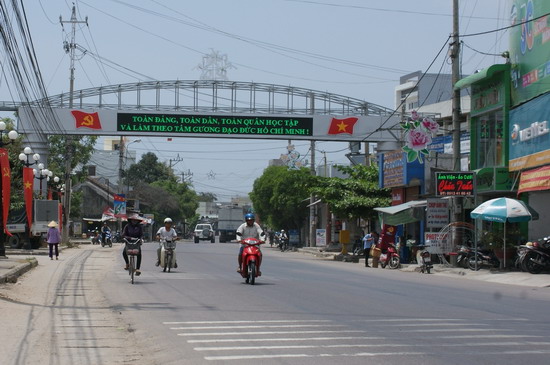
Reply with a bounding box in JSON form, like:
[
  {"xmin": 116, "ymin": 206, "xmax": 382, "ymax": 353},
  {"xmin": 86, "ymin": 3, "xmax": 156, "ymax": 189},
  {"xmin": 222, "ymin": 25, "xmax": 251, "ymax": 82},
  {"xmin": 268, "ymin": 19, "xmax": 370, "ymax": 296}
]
[
  {"xmin": 1, "ymin": 240, "xmax": 550, "ymax": 365},
  {"xmin": 106, "ymin": 240, "xmax": 550, "ymax": 365}
]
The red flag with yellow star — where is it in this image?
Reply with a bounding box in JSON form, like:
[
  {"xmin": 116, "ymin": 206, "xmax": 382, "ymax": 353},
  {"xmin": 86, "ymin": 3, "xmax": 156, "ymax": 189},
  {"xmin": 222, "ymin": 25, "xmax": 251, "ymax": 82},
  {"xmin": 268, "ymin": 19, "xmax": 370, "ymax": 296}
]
[
  {"xmin": 327, "ymin": 117, "xmax": 358, "ymax": 135},
  {"xmin": 71, "ymin": 110, "xmax": 102, "ymax": 130},
  {"xmin": 0, "ymin": 148, "xmax": 11, "ymax": 235},
  {"xmin": 23, "ymin": 167, "xmax": 34, "ymax": 232}
]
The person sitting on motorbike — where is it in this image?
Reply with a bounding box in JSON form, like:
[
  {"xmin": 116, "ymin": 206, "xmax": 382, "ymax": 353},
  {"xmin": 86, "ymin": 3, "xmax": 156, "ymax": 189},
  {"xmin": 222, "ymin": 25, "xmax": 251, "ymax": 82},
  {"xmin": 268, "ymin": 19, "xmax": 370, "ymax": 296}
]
[
  {"xmin": 101, "ymin": 222, "xmax": 111, "ymax": 244},
  {"xmin": 122, "ymin": 213, "xmax": 144, "ymax": 276},
  {"xmin": 236, "ymin": 213, "xmax": 264, "ymax": 273},
  {"xmin": 156, "ymin": 217, "xmax": 178, "ymax": 267}
]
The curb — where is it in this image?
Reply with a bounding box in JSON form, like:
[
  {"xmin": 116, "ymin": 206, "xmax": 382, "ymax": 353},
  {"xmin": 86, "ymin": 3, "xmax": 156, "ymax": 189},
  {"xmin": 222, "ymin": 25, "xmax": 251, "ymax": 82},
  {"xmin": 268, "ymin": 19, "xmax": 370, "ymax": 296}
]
[{"xmin": 0, "ymin": 258, "xmax": 38, "ymax": 284}]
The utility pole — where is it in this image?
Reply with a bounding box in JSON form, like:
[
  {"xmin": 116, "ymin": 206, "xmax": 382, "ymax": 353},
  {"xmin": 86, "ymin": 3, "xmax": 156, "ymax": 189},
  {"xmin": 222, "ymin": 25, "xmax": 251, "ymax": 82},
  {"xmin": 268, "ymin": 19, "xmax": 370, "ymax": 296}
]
[
  {"xmin": 60, "ymin": 5, "xmax": 87, "ymax": 243},
  {"xmin": 308, "ymin": 93, "xmax": 316, "ymax": 247},
  {"xmin": 451, "ymin": 0, "xmax": 461, "ymax": 172},
  {"xmin": 117, "ymin": 136, "xmax": 125, "ymax": 231},
  {"xmin": 169, "ymin": 154, "xmax": 183, "ymax": 170},
  {"xmin": 450, "ymin": 0, "xmax": 463, "ymax": 226}
]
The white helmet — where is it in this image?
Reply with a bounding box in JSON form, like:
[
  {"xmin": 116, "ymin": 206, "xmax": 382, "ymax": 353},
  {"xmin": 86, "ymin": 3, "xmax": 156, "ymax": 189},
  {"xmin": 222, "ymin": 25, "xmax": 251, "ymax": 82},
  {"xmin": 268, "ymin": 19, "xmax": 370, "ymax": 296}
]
[{"xmin": 164, "ymin": 218, "xmax": 173, "ymax": 223}]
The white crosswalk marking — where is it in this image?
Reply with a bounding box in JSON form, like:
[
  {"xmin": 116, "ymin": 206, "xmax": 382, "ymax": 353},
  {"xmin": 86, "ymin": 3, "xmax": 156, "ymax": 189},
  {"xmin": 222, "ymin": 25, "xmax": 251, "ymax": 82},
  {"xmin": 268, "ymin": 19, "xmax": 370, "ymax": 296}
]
[{"xmin": 161, "ymin": 318, "xmax": 549, "ymax": 362}]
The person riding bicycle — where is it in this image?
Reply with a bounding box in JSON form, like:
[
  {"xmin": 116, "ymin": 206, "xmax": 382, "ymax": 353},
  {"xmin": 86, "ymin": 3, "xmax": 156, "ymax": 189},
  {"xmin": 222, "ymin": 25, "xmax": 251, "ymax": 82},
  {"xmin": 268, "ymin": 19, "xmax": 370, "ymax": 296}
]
[
  {"xmin": 101, "ymin": 222, "xmax": 111, "ymax": 245},
  {"xmin": 236, "ymin": 213, "xmax": 264, "ymax": 273},
  {"xmin": 156, "ymin": 217, "xmax": 178, "ymax": 268},
  {"xmin": 122, "ymin": 213, "xmax": 144, "ymax": 276},
  {"xmin": 278, "ymin": 229, "xmax": 289, "ymax": 250}
]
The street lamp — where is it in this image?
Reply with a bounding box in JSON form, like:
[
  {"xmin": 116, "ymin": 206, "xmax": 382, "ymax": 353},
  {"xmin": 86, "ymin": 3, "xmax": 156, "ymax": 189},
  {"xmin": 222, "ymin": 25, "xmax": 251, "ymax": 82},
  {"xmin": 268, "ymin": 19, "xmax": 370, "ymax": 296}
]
[
  {"xmin": 0, "ymin": 122, "xmax": 19, "ymax": 257},
  {"xmin": 33, "ymin": 163, "xmax": 51, "ymax": 198},
  {"xmin": 125, "ymin": 139, "xmax": 141, "ymax": 194},
  {"xmin": 18, "ymin": 146, "xmax": 40, "ymax": 167}
]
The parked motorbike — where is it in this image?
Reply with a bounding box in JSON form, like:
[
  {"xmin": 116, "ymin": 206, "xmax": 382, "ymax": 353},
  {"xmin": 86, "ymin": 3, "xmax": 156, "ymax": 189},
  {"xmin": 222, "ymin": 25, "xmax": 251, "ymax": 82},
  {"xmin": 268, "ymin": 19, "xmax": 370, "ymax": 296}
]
[
  {"xmin": 456, "ymin": 243, "xmax": 473, "ymax": 269},
  {"xmin": 113, "ymin": 231, "xmax": 123, "ymax": 243},
  {"xmin": 91, "ymin": 231, "xmax": 101, "ymax": 245},
  {"xmin": 467, "ymin": 247, "xmax": 500, "ymax": 271},
  {"xmin": 101, "ymin": 231, "xmax": 113, "ymax": 248},
  {"xmin": 160, "ymin": 238, "xmax": 177, "ymax": 272},
  {"xmin": 238, "ymin": 237, "xmax": 264, "ymax": 285},
  {"xmin": 379, "ymin": 242, "xmax": 400, "ymax": 269},
  {"xmin": 522, "ymin": 239, "xmax": 550, "ymax": 274},
  {"xmin": 419, "ymin": 246, "xmax": 433, "ymax": 274}
]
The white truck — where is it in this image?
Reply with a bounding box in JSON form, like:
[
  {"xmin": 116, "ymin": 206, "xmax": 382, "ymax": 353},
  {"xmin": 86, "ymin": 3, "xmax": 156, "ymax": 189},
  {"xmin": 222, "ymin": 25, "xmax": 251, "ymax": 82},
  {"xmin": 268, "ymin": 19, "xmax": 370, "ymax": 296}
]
[
  {"xmin": 217, "ymin": 205, "xmax": 245, "ymax": 243},
  {"xmin": 6, "ymin": 200, "xmax": 61, "ymax": 249}
]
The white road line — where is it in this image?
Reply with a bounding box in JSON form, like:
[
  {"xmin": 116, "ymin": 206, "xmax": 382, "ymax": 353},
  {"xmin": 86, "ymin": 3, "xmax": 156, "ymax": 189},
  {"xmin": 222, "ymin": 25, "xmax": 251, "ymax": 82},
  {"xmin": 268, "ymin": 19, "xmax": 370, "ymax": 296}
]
[
  {"xmin": 194, "ymin": 341, "xmax": 550, "ymax": 352},
  {"xmin": 163, "ymin": 319, "xmax": 330, "ymax": 325},
  {"xmin": 383, "ymin": 322, "xmax": 489, "ymax": 327},
  {"xmin": 187, "ymin": 336, "xmax": 382, "ymax": 343},
  {"xmin": 204, "ymin": 351, "xmax": 427, "ymax": 361},
  {"xmin": 187, "ymin": 333, "xmax": 543, "ymax": 344},
  {"xmin": 399, "ymin": 328, "xmax": 514, "ymax": 333},
  {"xmin": 204, "ymin": 350, "xmax": 550, "ymax": 361},
  {"xmin": 171, "ymin": 324, "xmax": 341, "ymax": 330},
  {"xmin": 177, "ymin": 330, "xmax": 366, "ymax": 337}
]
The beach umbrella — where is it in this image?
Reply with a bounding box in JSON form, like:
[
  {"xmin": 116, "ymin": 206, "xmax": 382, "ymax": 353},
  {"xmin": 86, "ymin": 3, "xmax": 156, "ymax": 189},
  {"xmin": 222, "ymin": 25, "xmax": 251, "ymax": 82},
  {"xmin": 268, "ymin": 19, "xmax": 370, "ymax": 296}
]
[{"xmin": 470, "ymin": 197, "xmax": 536, "ymax": 268}]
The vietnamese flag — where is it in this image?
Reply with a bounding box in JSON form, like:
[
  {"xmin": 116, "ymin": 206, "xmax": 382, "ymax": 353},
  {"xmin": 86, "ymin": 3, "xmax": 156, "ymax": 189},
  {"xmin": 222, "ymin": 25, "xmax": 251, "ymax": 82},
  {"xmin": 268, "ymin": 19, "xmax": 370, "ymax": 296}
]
[
  {"xmin": 327, "ymin": 117, "xmax": 358, "ymax": 135},
  {"xmin": 23, "ymin": 167, "xmax": 34, "ymax": 232},
  {"xmin": 71, "ymin": 110, "xmax": 102, "ymax": 130},
  {"xmin": 0, "ymin": 148, "xmax": 11, "ymax": 236}
]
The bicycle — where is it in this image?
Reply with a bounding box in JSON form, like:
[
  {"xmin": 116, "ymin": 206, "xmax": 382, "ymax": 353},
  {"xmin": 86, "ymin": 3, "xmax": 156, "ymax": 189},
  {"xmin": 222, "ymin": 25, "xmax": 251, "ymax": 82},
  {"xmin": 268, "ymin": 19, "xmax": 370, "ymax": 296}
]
[{"xmin": 124, "ymin": 238, "xmax": 142, "ymax": 284}]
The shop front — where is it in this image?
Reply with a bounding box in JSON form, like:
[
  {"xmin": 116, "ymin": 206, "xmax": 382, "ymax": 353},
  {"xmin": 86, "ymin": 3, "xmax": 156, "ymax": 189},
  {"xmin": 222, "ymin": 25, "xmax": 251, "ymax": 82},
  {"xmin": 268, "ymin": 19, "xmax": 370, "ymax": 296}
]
[
  {"xmin": 511, "ymin": 91, "xmax": 550, "ymax": 240},
  {"xmin": 377, "ymin": 150, "xmax": 425, "ymax": 262}
]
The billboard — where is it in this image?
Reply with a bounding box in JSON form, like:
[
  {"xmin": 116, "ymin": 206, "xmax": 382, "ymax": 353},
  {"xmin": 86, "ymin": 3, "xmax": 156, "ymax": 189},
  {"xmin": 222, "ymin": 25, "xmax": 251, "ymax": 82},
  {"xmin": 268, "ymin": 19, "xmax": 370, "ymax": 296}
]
[
  {"xmin": 18, "ymin": 107, "xmax": 400, "ymax": 143},
  {"xmin": 509, "ymin": 0, "xmax": 550, "ymax": 106}
]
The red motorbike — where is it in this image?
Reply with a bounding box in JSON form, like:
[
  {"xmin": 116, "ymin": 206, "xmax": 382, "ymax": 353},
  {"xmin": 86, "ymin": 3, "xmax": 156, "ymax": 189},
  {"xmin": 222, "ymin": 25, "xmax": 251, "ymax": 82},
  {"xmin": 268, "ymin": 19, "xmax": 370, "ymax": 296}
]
[
  {"xmin": 239, "ymin": 237, "xmax": 264, "ymax": 285},
  {"xmin": 379, "ymin": 242, "xmax": 400, "ymax": 269}
]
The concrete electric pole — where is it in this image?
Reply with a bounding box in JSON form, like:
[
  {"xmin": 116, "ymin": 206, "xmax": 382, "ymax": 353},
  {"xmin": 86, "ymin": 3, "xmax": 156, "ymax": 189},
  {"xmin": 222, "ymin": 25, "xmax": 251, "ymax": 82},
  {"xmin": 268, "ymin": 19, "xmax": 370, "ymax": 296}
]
[{"xmin": 60, "ymin": 5, "xmax": 87, "ymax": 243}]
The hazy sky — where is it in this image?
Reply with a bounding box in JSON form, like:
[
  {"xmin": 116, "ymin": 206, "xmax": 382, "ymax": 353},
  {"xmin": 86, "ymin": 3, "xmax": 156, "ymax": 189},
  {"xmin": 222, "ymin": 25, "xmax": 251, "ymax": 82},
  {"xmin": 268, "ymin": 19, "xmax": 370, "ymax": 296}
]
[{"xmin": 0, "ymin": 0, "xmax": 511, "ymax": 200}]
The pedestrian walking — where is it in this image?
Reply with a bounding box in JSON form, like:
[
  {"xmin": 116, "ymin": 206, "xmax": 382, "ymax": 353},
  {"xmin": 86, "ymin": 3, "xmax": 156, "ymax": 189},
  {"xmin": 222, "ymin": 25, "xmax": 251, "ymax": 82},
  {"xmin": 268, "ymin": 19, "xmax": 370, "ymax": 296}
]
[
  {"xmin": 362, "ymin": 230, "xmax": 379, "ymax": 267},
  {"xmin": 47, "ymin": 220, "xmax": 61, "ymax": 260}
]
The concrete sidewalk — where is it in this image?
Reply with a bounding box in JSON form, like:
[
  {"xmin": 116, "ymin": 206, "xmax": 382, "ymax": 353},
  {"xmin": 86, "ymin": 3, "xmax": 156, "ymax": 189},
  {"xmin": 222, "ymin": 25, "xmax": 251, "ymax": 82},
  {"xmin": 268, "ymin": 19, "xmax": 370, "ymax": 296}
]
[
  {"xmin": 0, "ymin": 240, "xmax": 90, "ymax": 283},
  {"xmin": 294, "ymin": 246, "xmax": 550, "ymax": 288}
]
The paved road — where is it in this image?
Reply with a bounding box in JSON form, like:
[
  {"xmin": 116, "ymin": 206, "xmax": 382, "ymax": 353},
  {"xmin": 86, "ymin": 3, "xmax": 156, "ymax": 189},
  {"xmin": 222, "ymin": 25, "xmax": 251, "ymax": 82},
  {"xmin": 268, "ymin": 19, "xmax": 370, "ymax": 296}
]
[
  {"xmin": 102, "ymin": 240, "xmax": 550, "ymax": 365},
  {"xmin": 1, "ymin": 240, "xmax": 550, "ymax": 365}
]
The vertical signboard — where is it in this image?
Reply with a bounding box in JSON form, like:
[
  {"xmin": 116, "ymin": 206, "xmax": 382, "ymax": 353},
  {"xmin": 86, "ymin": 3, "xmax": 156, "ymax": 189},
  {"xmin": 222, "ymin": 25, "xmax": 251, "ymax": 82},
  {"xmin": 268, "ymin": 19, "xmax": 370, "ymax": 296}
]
[
  {"xmin": 426, "ymin": 198, "xmax": 450, "ymax": 229},
  {"xmin": 316, "ymin": 229, "xmax": 327, "ymax": 247},
  {"xmin": 509, "ymin": 0, "xmax": 550, "ymax": 106}
]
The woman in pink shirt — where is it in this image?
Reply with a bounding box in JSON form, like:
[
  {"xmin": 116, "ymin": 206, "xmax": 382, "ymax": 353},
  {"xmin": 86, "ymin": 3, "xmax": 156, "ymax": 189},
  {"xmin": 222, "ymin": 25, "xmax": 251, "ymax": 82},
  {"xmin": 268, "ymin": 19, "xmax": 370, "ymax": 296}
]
[{"xmin": 47, "ymin": 220, "xmax": 61, "ymax": 260}]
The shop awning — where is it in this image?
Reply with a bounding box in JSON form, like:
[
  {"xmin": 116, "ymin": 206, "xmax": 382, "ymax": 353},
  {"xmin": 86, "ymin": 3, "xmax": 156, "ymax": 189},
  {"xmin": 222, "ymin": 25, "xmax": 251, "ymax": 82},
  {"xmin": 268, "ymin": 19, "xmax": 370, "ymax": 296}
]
[
  {"xmin": 374, "ymin": 200, "xmax": 427, "ymax": 225},
  {"xmin": 454, "ymin": 64, "xmax": 510, "ymax": 90},
  {"xmin": 518, "ymin": 165, "xmax": 550, "ymax": 195}
]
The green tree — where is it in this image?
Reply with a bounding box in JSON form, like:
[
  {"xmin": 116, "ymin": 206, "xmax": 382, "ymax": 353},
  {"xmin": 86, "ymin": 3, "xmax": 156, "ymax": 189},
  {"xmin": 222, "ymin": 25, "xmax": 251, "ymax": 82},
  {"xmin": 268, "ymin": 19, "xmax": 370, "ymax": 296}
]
[
  {"xmin": 125, "ymin": 152, "xmax": 175, "ymax": 185},
  {"xmin": 250, "ymin": 166, "xmax": 314, "ymax": 230},
  {"xmin": 312, "ymin": 164, "xmax": 391, "ymax": 220},
  {"xmin": 197, "ymin": 192, "xmax": 217, "ymax": 202},
  {"xmin": 48, "ymin": 134, "xmax": 97, "ymax": 219}
]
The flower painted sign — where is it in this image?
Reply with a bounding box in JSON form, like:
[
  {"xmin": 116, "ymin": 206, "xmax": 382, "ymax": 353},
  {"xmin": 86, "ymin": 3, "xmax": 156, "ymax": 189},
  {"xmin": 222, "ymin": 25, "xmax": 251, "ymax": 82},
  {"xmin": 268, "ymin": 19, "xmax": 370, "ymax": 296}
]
[{"xmin": 401, "ymin": 111, "xmax": 439, "ymax": 163}]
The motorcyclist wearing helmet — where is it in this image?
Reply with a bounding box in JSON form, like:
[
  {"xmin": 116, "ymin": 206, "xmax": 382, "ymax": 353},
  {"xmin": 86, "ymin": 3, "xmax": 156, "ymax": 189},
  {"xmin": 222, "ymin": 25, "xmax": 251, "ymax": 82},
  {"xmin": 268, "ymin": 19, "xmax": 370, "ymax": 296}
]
[
  {"xmin": 156, "ymin": 217, "xmax": 178, "ymax": 267},
  {"xmin": 122, "ymin": 213, "xmax": 144, "ymax": 275},
  {"xmin": 236, "ymin": 213, "xmax": 264, "ymax": 272}
]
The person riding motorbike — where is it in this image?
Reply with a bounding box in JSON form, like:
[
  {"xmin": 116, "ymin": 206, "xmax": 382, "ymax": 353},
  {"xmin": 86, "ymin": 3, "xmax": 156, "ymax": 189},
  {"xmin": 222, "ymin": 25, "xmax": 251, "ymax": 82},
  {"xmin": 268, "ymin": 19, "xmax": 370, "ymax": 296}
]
[
  {"xmin": 122, "ymin": 213, "xmax": 144, "ymax": 276},
  {"xmin": 156, "ymin": 217, "xmax": 178, "ymax": 267},
  {"xmin": 101, "ymin": 222, "xmax": 111, "ymax": 245},
  {"xmin": 236, "ymin": 213, "xmax": 265, "ymax": 273},
  {"xmin": 279, "ymin": 229, "xmax": 289, "ymax": 251}
]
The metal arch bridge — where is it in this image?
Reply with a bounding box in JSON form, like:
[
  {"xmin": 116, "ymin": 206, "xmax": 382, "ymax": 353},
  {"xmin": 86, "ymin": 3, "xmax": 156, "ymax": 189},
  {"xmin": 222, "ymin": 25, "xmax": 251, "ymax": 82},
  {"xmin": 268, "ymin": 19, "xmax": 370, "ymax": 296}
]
[{"xmin": 1, "ymin": 80, "xmax": 395, "ymax": 116}]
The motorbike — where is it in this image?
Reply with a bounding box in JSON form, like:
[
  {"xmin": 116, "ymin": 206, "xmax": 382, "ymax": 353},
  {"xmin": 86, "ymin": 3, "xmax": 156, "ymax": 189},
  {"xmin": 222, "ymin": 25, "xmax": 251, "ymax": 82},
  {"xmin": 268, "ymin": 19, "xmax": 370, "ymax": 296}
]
[
  {"xmin": 467, "ymin": 246, "xmax": 500, "ymax": 271},
  {"xmin": 113, "ymin": 231, "xmax": 123, "ymax": 243},
  {"xmin": 101, "ymin": 231, "xmax": 113, "ymax": 248},
  {"xmin": 379, "ymin": 242, "xmax": 400, "ymax": 269},
  {"xmin": 238, "ymin": 237, "xmax": 264, "ymax": 285},
  {"xmin": 456, "ymin": 243, "xmax": 473, "ymax": 268},
  {"xmin": 160, "ymin": 238, "xmax": 177, "ymax": 272},
  {"xmin": 91, "ymin": 231, "xmax": 101, "ymax": 245},
  {"xmin": 522, "ymin": 238, "xmax": 550, "ymax": 274},
  {"xmin": 419, "ymin": 246, "xmax": 433, "ymax": 274}
]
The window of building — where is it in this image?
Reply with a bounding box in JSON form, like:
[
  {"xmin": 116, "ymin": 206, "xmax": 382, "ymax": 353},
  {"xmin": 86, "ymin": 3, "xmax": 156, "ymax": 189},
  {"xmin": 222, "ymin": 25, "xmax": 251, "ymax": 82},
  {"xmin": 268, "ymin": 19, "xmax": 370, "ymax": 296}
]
[{"xmin": 476, "ymin": 110, "xmax": 504, "ymax": 168}]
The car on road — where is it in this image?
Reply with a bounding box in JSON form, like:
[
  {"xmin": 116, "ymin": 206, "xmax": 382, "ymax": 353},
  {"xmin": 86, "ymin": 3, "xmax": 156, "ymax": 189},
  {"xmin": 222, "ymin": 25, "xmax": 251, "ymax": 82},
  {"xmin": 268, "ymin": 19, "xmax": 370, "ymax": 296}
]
[{"xmin": 194, "ymin": 223, "xmax": 215, "ymax": 243}]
